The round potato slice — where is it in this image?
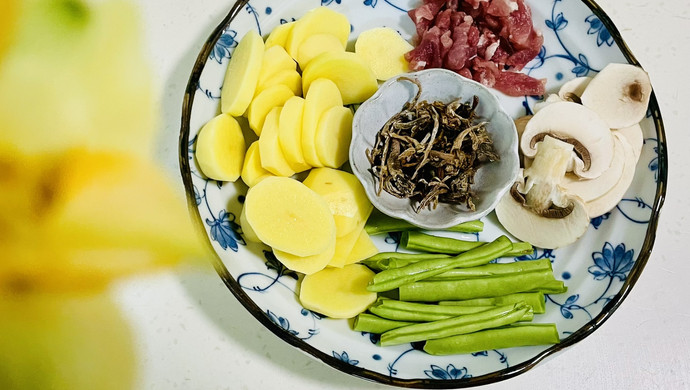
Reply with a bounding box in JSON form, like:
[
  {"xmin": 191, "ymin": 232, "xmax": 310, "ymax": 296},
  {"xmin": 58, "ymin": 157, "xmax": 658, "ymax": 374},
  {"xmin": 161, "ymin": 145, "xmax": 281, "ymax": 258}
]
[
  {"xmin": 299, "ymin": 264, "xmax": 377, "ymax": 318},
  {"xmin": 355, "ymin": 27, "xmax": 413, "ymax": 80},
  {"xmin": 273, "ymin": 239, "xmax": 335, "ymax": 275},
  {"xmin": 314, "ymin": 105, "xmax": 353, "ymax": 168},
  {"xmin": 220, "ymin": 30, "xmax": 264, "ymax": 116},
  {"xmin": 241, "ymin": 141, "xmax": 272, "ymax": 188},
  {"xmin": 195, "ymin": 113, "xmax": 246, "ymax": 182},
  {"xmin": 244, "ymin": 176, "xmax": 336, "ymax": 256}
]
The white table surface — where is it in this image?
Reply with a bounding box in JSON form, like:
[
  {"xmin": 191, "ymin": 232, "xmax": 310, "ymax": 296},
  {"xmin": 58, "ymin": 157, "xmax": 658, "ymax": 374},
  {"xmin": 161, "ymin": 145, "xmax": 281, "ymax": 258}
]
[{"xmin": 115, "ymin": 0, "xmax": 690, "ymax": 388}]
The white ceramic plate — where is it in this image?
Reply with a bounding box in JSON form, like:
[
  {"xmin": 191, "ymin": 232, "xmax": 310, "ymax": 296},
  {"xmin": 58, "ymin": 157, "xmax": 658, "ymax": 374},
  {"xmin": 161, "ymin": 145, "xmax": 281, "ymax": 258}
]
[{"xmin": 179, "ymin": 0, "xmax": 667, "ymax": 386}]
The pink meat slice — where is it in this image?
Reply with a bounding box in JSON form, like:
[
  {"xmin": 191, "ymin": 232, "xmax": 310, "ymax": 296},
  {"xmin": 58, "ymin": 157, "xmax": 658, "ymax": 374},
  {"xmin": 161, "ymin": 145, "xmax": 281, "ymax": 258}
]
[
  {"xmin": 494, "ymin": 70, "xmax": 547, "ymax": 97},
  {"xmin": 406, "ymin": 0, "xmax": 546, "ymax": 96},
  {"xmin": 406, "ymin": 26, "xmax": 444, "ymax": 71}
]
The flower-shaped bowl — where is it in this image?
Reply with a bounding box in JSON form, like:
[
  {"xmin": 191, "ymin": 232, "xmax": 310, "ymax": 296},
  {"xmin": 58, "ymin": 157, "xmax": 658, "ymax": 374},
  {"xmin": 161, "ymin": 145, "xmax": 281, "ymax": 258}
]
[{"xmin": 350, "ymin": 68, "xmax": 520, "ymax": 229}]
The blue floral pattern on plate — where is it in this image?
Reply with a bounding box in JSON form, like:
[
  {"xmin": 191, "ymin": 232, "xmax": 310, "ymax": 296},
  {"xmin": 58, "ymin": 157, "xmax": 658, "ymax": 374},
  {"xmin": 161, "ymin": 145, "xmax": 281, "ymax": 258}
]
[{"xmin": 181, "ymin": 0, "xmax": 666, "ymax": 386}]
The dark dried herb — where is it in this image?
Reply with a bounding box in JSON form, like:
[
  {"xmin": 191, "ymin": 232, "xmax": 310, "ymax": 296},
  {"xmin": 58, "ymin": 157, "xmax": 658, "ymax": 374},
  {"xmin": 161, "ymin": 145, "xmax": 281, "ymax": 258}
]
[{"xmin": 366, "ymin": 77, "xmax": 499, "ymax": 212}]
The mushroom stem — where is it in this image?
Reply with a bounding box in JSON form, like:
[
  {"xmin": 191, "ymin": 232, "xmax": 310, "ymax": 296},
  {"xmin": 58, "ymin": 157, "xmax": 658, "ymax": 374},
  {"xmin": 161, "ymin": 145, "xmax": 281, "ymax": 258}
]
[{"xmin": 523, "ymin": 136, "xmax": 573, "ymax": 213}]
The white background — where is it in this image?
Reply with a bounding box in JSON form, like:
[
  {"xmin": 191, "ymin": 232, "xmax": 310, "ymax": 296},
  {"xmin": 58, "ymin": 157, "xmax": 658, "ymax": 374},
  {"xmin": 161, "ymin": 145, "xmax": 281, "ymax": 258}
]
[{"xmin": 115, "ymin": 0, "xmax": 690, "ymax": 388}]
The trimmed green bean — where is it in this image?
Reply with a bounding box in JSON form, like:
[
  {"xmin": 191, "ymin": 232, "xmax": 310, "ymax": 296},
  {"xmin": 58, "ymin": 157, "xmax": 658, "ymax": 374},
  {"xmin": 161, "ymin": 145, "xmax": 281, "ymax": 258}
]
[
  {"xmin": 380, "ymin": 303, "xmax": 530, "ymax": 346},
  {"xmin": 398, "ymin": 269, "xmax": 560, "ymax": 301},
  {"xmin": 369, "ymin": 299, "xmax": 534, "ymax": 322},
  {"xmin": 367, "ymin": 236, "xmax": 513, "ymax": 292},
  {"xmin": 361, "ymin": 253, "xmax": 449, "ymax": 271},
  {"xmin": 364, "ymin": 210, "xmax": 484, "ymax": 235},
  {"xmin": 401, "ymin": 231, "xmax": 484, "ymax": 254},
  {"xmin": 439, "ymin": 292, "xmax": 546, "ymax": 314},
  {"xmin": 504, "ymin": 241, "xmax": 535, "ymax": 257},
  {"xmin": 531, "ymin": 279, "xmax": 568, "ymax": 294},
  {"xmin": 363, "ymin": 252, "xmax": 449, "ymax": 262},
  {"xmin": 423, "ymin": 323, "xmax": 560, "ymax": 355},
  {"xmin": 352, "ymin": 313, "xmax": 414, "ymax": 333},
  {"xmin": 427, "ymin": 259, "xmax": 552, "ymax": 281}
]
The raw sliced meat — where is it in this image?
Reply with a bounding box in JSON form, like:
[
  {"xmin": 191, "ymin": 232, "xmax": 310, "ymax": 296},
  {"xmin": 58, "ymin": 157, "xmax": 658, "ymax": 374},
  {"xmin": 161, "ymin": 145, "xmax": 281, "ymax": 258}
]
[{"xmin": 406, "ymin": 0, "xmax": 545, "ymax": 96}]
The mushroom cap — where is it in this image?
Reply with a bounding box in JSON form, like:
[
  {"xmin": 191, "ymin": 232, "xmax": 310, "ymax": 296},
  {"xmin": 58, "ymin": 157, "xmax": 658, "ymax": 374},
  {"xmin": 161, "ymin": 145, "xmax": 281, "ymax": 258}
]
[
  {"xmin": 614, "ymin": 123, "xmax": 643, "ymax": 162},
  {"xmin": 558, "ymin": 76, "xmax": 592, "ymax": 102},
  {"xmin": 520, "ymin": 101, "xmax": 614, "ymax": 180},
  {"xmin": 495, "ymin": 184, "xmax": 589, "ymax": 249},
  {"xmin": 560, "ymin": 134, "xmax": 630, "ymax": 202},
  {"xmin": 580, "ymin": 63, "xmax": 652, "ymax": 129},
  {"xmin": 584, "ymin": 132, "xmax": 637, "ymax": 217}
]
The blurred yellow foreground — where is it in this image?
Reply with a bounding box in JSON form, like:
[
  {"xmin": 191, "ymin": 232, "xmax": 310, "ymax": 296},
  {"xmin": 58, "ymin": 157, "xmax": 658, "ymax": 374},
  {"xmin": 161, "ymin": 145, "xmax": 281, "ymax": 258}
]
[{"xmin": 0, "ymin": 0, "xmax": 205, "ymax": 388}]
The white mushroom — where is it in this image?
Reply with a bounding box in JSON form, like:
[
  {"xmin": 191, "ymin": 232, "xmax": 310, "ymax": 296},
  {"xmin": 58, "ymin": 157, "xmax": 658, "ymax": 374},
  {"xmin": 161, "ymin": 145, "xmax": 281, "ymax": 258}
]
[
  {"xmin": 533, "ymin": 93, "xmax": 564, "ymax": 113},
  {"xmin": 580, "ymin": 63, "xmax": 652, "ymax": 129},
  {"xmin": 558, "ymin": 76, "xmax": 592, "ymax": 103},
  {"xmin": 496, "ymin": 136, "xmax": 589, "ymax": 249},
  {"xmin": 520, "ymin": 101, "xmax": 614, "ymax": 180},
  {"xmin": 613, "ymin": 123, "xmax": 643, "ymax": 162},
  {"xmin": 560, "ymin": 134, "xmax": 632, "ymax": 202},
  {"xmin": 584, "ymin": 133, "xmax": 637, "ymax": 217}
]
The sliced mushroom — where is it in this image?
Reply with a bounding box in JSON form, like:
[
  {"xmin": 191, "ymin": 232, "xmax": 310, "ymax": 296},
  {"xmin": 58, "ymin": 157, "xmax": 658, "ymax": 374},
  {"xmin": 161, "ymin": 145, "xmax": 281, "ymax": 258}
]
[
  {"xmin": 558, "ymin": 76, "xmax": 592, "ymax": 103},
  {"xmin": 584, "ymin": 133, "xmax": 637, "ymax": 217},
  {"xmin": 514, "ymin": 115, "xmax": 532, "ymax": 167},
  {"xmin": 496, "ymin": 136, "xmax": 589, "ymax": 249},
  {"xmin": 580, "ymin": 63, "xmax": 652, "ymax": 129},
  {"xmin": 560, "ymin": 134, "xmax": 631, "ymax": 202},
  {"xmin": 520, "ymin": 101, "xmax": 614, "ymax": 180},
  {"xmin": 533, "ymin": 94, "xmax": 564, "ymax": 113},
  {"xmin": 613, "ymin": 123, "xmax": 643, "ymax": 162}
]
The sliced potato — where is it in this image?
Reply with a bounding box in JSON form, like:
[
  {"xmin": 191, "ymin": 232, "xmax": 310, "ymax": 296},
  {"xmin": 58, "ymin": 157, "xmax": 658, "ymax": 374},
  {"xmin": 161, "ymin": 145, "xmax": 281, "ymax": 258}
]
[
  {"xmin": 244, "ymin": 176, "xmax": 336, "ymax": 256},
  {"xmin": 278, "ymin": 96, "xmax": 310, "ymax": 173},
  {"xmin": 299, "ymin": 264, "xmax": 377, "ymax": 318},
  {"xmin": 328, "ymin": 225, "xmax": 364, "ymax": 268},
  {"xmin": 195, "ymin": 113, "xmax": 246, "ymax": 182},
  {"xmin": 241, "ymin": 141, "xmax": 272, "ymax": 187},
  {"xmin": 355, "ymin": 27, "xmax": 412, "ymax": 80},
  {"xmin": 344, "ymin": 230, "xmax": 379, "ymax": 265},
  {"xmin": 258, "ymin": 107, "xmax": 295, "ymax": 177},
  {"xmin": 247, "ymin": 84, "xmax": 294, "ymax": 136},
  {"xmin": 256, "ymin": 45, "xmax": 296, "ymax": 88},
  {"xmin": 273, "ymin": 239, "xmax": 335, "ymax": 275},
  {"xmin": 302, "ymin": 168, "xmax": 373, "ymax": 237},
  {"xmin": 265, "ymin": 21, "xmax": 295, "ymax": 49},
  {"xmin": 221, "ymin": 30, "xmax": 264, "ymax": 116},
  {"xmin": 297, "ymin": 33, "xmax": 345, "ymax": 68},
  {"xmin": 315, "ymin": 105, "xmax": 353, "ymax": 168},
  {"xmin": 301, "ymin": 78, "xmax": 343, "ymax": 167},
  {"xmin": 256, "ymin": 69, "xmax": 302, "ymax": 96},
  {"xmin": 240, "ymin": 205, "xmax": 261, "ymax": 243},
  {"xmin": 302, "ymin": 51, "xmax": 378, "ymax": 105},
  {"xmin": 285, "ymin": 7, "xmax": 350, "ymax": 58}
]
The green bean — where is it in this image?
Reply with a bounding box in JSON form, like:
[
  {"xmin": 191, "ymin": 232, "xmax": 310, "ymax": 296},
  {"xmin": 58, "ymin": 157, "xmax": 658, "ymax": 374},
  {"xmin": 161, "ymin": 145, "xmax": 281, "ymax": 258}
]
[
  {"xmin": 380, "ymin": 303, "xmax": 530, "ymax": 346},
  {"xmin": 398, "ymin": 269, "xmax": 560, "ymax": 301},
  {"xmin": 367, "ymin": 236, "xmax": 513, "ymax": 292},
  {"xmin": 352, "ymin": 313, "xmax": 414, "ymax": 333},
  {"xmin": 531, "ymin": 279, "xmax": 568, "ymax": 294},
  {"xmin": 438, "ymin": 292, "xmax": 546, "ymax": 314},
  {"xmin": 361, "ymin": 252, "xmax": 449, "ymax": 271},
  {"xmin": 401, "ymin": 231, "xmax": 484, "ymax": 254},
  {"xmin": 504, "ymin": 241, "xmax": 535, "ymax": 257},
  {"xmin": 364, "ymin": 210, "xmax": 484, "ymax": 235},
  {"xmin": 423, "ymin": 323, "xmax": 560, "ymax": 355},
  {"xmin": 369, "ymin": 299, "xmax": 534, "ymax": 322},
  {"xmin": 427, "ymin": 259, "xmax": 552, "ymax": 281}
]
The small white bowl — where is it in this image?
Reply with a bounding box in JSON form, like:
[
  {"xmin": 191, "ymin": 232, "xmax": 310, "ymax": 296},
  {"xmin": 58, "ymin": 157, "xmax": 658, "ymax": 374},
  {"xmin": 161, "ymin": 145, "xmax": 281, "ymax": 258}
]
[{"xmin": 349, "ymin": 68, "xmax": 520, "ymax": 230}]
